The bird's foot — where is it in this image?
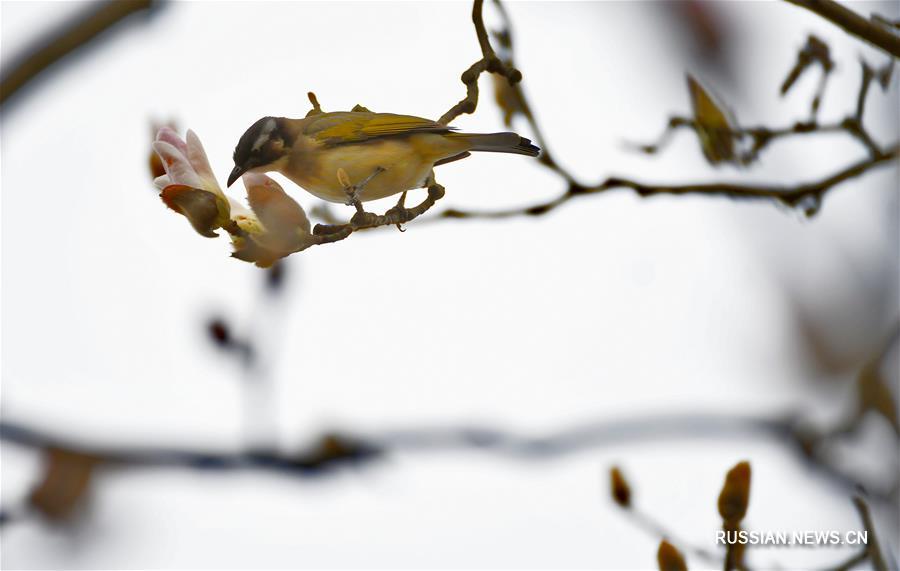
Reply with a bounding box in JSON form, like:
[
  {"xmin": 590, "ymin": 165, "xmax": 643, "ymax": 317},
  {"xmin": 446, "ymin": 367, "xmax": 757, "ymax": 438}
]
[
  {"xmin": 313, "ymin": 173, "xmax": 443, "ymax": 237},
  {"xmin": 394, "ymin": 191, "xmax": 408, "ymax": 231},
  {"xmin": 336, "ymin": 167, "xmax": 385, "ymax": 212},
  {"xmin": 336, "ymin": 168, "xmax": 364, "ymax": 211}
]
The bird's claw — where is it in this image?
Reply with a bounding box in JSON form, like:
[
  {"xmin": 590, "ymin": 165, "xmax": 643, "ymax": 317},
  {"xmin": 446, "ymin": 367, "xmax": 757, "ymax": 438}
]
[
  {"xmin": 394, "ymin": 191, "xmax": 408, "ymax": 231},
  {"xmin": 336, "ymin": 168, "xmax": 362, "ymax": 211},
  {"xmin": 337, "ymin": 167, "xmax": 385, "ymax": 213},
  {"xmin": 343, "ymin": 188, "xmax": 363, "ymax": 211}
]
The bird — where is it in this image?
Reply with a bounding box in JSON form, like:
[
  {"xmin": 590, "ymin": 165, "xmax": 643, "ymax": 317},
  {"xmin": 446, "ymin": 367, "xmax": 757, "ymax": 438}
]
[{"xmin": 227, "ymin": 112, "xmax": 540, "ymax": 204}]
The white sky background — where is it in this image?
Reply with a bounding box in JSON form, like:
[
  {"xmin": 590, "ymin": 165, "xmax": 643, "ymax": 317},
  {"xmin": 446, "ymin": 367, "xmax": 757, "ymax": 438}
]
[{"xmin": 1, "ymin": 0, "xmax": 898, "ymax": 569}]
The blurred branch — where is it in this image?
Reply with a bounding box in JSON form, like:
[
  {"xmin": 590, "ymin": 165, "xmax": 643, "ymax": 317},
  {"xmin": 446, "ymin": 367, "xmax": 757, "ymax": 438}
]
[
  {"xmin": 1, "ymin": 409, "xmax": 895, "ymax": 524},
  {"xmin": 637, "ymin": 54, "xmax": 892, "ymax": 163},
  {"xmin": 0, "ymin": 0, "xmax": 156, "ymax": 106},
  {"xmin": 850, "ymin": 496, "xmax": 888, "ymax": 571},
  {"xmin": 798, "ymin": 322, "xmax": 900, "ymax": 460},
  {"xmin": 827, "ymin": 496, "xmax": 890, "ymax": 571},
  {"xmin": 783, "ymin": 0, "xmax": 900, "ymax": 58}
]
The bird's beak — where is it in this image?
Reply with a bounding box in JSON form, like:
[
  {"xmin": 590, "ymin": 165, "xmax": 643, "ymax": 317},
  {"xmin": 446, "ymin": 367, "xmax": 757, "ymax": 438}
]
[{"xmin": 227, "ymin": 165, "xmax": 246, "ymax": 188}]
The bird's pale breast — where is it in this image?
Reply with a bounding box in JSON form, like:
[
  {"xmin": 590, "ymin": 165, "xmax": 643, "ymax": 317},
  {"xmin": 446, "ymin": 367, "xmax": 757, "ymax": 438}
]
[{"xmin": 281, "ymin": 133, "xmax": 468, "ymax": 203}]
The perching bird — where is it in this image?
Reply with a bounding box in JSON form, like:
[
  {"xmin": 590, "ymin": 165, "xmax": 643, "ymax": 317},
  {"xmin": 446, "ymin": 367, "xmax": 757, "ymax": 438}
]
[{"xmin": 227, "ymin": 112, "xmax": 540, "ymax": 203}]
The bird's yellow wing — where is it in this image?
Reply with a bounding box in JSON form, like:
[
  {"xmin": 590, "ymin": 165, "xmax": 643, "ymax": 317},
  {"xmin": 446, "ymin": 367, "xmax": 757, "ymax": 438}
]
[{"xmin": 304, "ymin": 112, "xmax": 454, "ymax": 146}]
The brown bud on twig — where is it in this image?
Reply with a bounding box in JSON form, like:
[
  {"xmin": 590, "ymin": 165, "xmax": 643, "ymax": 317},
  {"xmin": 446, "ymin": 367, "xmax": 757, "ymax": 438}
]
[
  {"xmin": 857, "ymin": 351, "xmax": 900, "ymax": 436},
  {"xmin": 306, "ymin": 92, "xmax": 323, "ymax": 117},
  {"xmin": 208, "ymin": 318, "xmax": 232, "ymax": 347},
  {"xmin": 657, "ymin": 540, "xmax": 688, "ymax": 571},
  {"xmin": 686, "ymin": 74, "xmax": 739, "ymax": 165},
  {"xmin": 29, "ymin": 448, "xmax": 100, "ymax": 521},
  {"xmin": 610, "ymin": 466, "xmax": 632, "ymax": 508},
  {"xmin": 718, "ymin": 461, "xmax": 751, "ymax": 526}
]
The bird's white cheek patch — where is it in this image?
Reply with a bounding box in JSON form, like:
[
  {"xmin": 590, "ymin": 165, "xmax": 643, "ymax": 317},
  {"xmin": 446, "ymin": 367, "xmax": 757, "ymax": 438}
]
[{"xmin": 251, "ymin": 118, "xmax": 277, "ymax": 151}]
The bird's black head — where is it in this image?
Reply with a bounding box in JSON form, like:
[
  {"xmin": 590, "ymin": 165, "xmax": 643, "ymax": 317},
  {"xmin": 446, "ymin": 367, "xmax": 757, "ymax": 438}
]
[{"xmin": 228, "ymin": 116, "xmax": 291, "ymax": 187}]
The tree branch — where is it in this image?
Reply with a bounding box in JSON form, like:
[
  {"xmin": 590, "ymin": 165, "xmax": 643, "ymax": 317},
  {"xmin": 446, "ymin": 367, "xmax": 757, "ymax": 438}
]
[
  {"xmin": 433, "ymin": 3, "xmax": 897, "ymax": 222},
  {"xmin": 784, "ymin": 0, "xmax": 900, "ymax": 58},
  {"xmin": 1, "ymin": 410, "xmax": 894, "ymax": 516},
  {"xmin": 0, "ymin": 0, "xmax": 157, "ymax": 106},
  {"xmin": 310, "ymin": 179, "xmax": 445, "ymax": 239},
  {"xmin": 851, "ymin": 496, "xmax": 889, "ymax": 571},
  {"xmin": 437, "ymin": 0, "xmax": 522, "ymax": 125},
  {"xmin": 439, "ymin": 144, "xmax": 898, "ymax": 220}
]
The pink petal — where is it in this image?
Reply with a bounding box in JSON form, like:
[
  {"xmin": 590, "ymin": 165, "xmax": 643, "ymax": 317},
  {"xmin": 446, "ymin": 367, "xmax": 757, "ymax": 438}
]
[
  {"xmin": 155, "ymin": 126, "xmax": 188, "ymax": 156},
  {"xmin": 152, "ymin": 141, "xmax": 204, "ymax": 189},
  {"xmin": 153, "ymin": 174, "xmax": 171, "ymax": 190},
  {"xmin": 185, "ymin": 130, "xmax": 220, "ymax": 191}
]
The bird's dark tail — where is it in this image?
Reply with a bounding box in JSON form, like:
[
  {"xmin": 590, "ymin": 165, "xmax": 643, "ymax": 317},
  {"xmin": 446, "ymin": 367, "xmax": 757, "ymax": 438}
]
[{"xmin": 451, "ymin": 132, "xmax": 540, "ymax": 157}]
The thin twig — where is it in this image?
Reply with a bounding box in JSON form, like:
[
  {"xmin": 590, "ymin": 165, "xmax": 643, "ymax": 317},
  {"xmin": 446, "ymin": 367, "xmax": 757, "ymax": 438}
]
[
  {"xmin": 437, "ymin": 0, "xmax": 522, "ymax": 125},
  {"xmin": 634, "ymin": 53, "xmax": 891, "ymax": 163},
  {"xmin": 434, "ymin": 2, "xmax": 897, "ymax": 222},
  {"xmin": 781, "ymin": 35, "xmax": 835, "ymax": 118},
  {"xmin": 783, "ymin": 0, "xmax": 900, "ymax": 58},
  {"xmin": 486, "ymin": 0, "xmax": 578, "ymax": 183},
  {"xmin": 624, "ymin": 508, "xmax": 723, "ymax": 567},
  {"xmin": 637, "ymin": 115, "xmax": 880, "ymax": 163},
  {"xmin": 852, "ymin": 496, "xmax": 888, "ymax": 571},
  {"xmin": 310, "ymin": 180, "xmax": 445, "ymax": 239},
  {"xmin": 439, "ymin": 144, "xmax": 898, "ymax": 220}
]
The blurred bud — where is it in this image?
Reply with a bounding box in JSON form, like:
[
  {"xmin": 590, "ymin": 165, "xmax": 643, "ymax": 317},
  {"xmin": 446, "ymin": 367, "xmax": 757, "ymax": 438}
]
[
  {"xmin": 265, "ymin": 261, "xmax": 287, "ymax": 292},
  {"xmin": 657, "ymin": 540, "xmax": 688, "ymax": 571},
  {"xmin": 309, "ymin": 201, "xmax": 343, "ymax": 225},
  {"xmin": 29, "ymin": 448, "xmax": 100, "ymax": 521},
  {"xmin": 673, "ymin": 1, "xmax": 725, "ymax": 64},
  {"xmin": 493, "ymin": 73, "xmax": 525, "ymax": 127},
  {"xmin": 718, "ymin": 461, "xmax": 751, "ymax": 526},
  {"xmin": 207, "ymin": 318, "xmax": 231, "ymax": 347},
  {"xmin": 686, "ymin": 74, "xmax": 738, "ymax": 165},
  {"xmin": 780, "ymin": 35, "xmax": 834, "ymax": 115},
  {"xmin": 874, "ymin": 61, "xmax": 893, "ymax": 90},
  {"xmin": 610, "ymin": 466, "xmax": 632, "ymax": 508},
  {"xmin": 780, "ymin": 35, "xmax": 834, "ymax": 97},
  {"xmin": 295, "ymin": 432, "xmax": 382, "ymax": 470},
  {"xmin": 857, "ymin": 357, "xmax": 899, "ymax": 435}
]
